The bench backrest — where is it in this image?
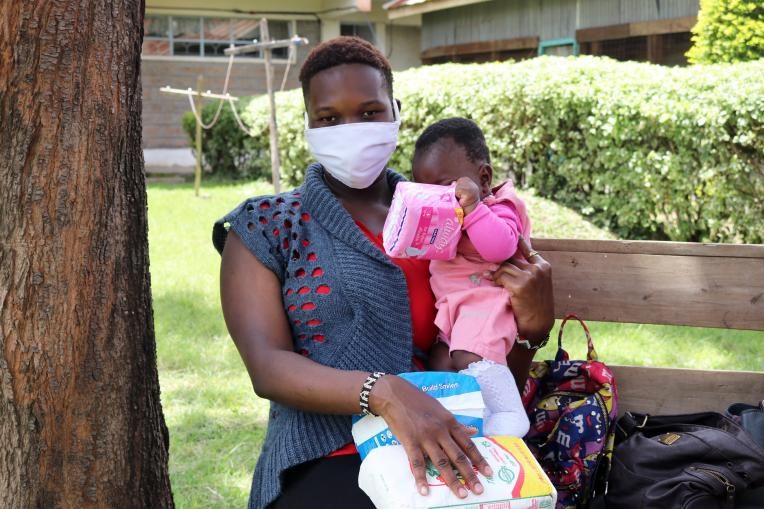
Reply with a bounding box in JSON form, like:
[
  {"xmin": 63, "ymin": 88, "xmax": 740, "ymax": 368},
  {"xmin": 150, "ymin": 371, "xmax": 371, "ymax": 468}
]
[{"xmin": 534, "ymin": 238, "xmax": 764, "ymax": 415}]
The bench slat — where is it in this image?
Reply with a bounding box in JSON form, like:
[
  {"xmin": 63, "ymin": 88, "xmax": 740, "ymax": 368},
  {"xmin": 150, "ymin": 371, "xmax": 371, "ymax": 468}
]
[
  {"xmin": 534, "ymin": 238, "xmax": 764, "ymax": 259},
  {"xmin": 611, "ymin": 365, "xmax": 764, "ymax": 415},
  {"xmin": 533, "ymin": 239, "xmax": 764, "ymax": 330}
]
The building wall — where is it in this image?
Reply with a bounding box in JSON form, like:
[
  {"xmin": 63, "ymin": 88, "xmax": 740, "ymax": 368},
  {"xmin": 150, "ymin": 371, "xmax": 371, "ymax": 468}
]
[
  {"xmin": 578, "ymin": 0, "xmax": 699, "ymax": 27},
  {"xmin": 142, "ymin": 20, "xmax": 319, "ymax": 149},
  {"xmin": 320, "ymin": 18, "xmax": 422, "ymax": 71},
  {"xmin": 141, "ymin": 2, "xmax": 421, "ymax": 150},
  {"xmin": 386, "ymin": 24, "xmax": 423, "ymax": 71},
  {"xmin": 422, "ymin": 0, "xmax": 699, "ymax": 50}
]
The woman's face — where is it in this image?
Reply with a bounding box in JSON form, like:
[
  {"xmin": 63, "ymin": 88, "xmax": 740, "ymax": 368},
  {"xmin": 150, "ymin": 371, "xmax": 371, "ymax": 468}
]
[{"xmin": 306, "ymin": 63, "xmax": 394, "ymax": 129}]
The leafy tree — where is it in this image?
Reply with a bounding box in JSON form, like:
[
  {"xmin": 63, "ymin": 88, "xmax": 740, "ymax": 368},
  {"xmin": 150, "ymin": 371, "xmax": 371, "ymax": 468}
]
[{"xmin": 687, "ymin": 0, "xmax": 764, "ymax": 63}]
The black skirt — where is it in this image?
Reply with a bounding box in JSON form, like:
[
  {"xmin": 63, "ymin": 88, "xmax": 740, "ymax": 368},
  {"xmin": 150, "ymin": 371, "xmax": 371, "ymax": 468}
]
[{"xmin": 268, "ymin": 454, "xmax": 375, "ymax": 508}]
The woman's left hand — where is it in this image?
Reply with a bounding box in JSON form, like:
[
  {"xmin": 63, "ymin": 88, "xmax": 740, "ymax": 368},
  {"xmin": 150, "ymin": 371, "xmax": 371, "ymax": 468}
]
[
  {"xmin": 488, "ymin": 235, "xmax": 554, "ymax": 342},
  {"xmin": 487, "ymin": 235, "xmax": 554, "ymax": 389},
  {"xmin": 370, "ymin": 375, "xmax": 492, "ymax": 499}
]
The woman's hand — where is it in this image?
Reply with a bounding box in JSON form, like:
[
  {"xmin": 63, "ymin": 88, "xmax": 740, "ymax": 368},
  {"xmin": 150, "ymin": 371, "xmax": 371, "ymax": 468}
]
[
  {"xmin": 489, "ymin": 235, "xmax": 554, "ymax": 341},
  {"xmin": 369, "ymin": 375, "xmax": 493, "ymax": 499},
  {"xmin": 487, "ymin": 235, "xmax": 554, "ymax": 390}
]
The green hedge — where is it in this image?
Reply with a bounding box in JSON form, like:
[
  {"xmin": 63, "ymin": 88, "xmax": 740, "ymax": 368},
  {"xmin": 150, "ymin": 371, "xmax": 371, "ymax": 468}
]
[{"xmin": 185, "ymin": 56, "xmax": 764, "ymax": 243}]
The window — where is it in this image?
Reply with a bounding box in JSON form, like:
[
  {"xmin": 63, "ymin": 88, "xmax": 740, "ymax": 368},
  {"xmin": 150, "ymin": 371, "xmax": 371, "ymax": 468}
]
[
  {"xmin": 582, "ymin": 36, "xmax": 648, "ymax": 62},
  {"xmin": 144, "ymin": 16, "xmax": 170, "ymax": 55},
  {"xmin": 420, "ymin": 37, "xmax": 539, "ymax": 65},
  {"xmin": 172, "ymin": 17, "xmax": 202, "ymax": 56},
  {"xmin": 340, "ymin": 23, "xmax": 376, "ymax": 45},
  {"xmin": 425, "ymin": 49, "xmax": 536, "ymax": 65},
  {"xmin": 658, "ymin": 32, "xmax": 692, "ymax": 66},
  {"xmin": 142, "ymin": 15, "xmax": 292, "ymax": 59},
  {"xmin": 580, "ymin": 33, "xmax": 691, "ymax": 66},
  {"xmin": 576, "ymin": 17, "xmax": 695, "ymax": 66}
]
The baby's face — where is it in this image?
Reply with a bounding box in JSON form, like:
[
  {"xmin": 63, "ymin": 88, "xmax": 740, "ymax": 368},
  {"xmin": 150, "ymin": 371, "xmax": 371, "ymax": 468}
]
[{"xmin": 412, "ymin": 138, "xmax": 491, "ymax": 198}]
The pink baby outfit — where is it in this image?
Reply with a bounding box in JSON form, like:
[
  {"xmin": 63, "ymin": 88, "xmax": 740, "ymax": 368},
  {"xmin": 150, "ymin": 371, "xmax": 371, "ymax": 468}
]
[{"xmin": 429, "ymin": 181, "xmax": 531, "ymax": 365}]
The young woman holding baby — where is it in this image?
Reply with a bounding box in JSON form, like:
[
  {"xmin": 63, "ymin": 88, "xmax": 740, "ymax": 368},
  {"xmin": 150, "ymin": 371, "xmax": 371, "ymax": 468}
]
[{"xmin": 214, "ymin": 37, "xmax": 554, "ymax": 509}]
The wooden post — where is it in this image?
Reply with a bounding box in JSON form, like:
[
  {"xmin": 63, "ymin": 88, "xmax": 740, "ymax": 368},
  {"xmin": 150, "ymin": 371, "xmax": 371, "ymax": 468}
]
[
  {"xmin": 261, "ymin": 18, "xmax": 282, "ymax": 194},
  {"xmin": 194, "ymin": 75, "xmax": 203, "ymax": 197},
  {"xmin": 647, "ymin": 34, "xmax": 664, "ymax": 64}
]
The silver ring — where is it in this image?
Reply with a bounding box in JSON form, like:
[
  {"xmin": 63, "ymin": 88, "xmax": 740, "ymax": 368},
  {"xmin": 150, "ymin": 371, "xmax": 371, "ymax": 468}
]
[{"xmin": 527, "ymin": 250, "xmax": 540, "ymax": 259}]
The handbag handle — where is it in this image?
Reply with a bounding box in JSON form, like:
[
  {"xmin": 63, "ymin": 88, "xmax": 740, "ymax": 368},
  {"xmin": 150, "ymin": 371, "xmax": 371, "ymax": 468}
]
[{"xmin": 558, "ymin": 313, "xmax": 599, "ymax": 361}]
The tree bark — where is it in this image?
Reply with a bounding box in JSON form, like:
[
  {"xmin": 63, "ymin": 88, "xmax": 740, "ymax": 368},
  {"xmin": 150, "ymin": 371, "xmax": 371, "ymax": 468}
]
[{"xmin": 0, "ymin": 1, "xmax": 173, "ymax": 507}]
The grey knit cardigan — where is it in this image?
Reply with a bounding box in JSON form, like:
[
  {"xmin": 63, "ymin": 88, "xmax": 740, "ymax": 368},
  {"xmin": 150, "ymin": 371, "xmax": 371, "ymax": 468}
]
[{"xmin": 213, "ymin": 164, "xmax": 417, "ymax": 509}]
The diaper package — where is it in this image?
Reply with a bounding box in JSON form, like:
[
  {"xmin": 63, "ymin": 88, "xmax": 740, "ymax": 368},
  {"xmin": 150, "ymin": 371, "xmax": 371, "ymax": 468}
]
[
  {"xmin": 383, "ymin": 182, "xmax": 464, "ymax": 260},
  {"xmin": 352, "ymin": 372, "xmax": 485, "ymax": 459},
  {"xmin": 358, "ymin": 436, "xmax": 557, "ymax": 509}
]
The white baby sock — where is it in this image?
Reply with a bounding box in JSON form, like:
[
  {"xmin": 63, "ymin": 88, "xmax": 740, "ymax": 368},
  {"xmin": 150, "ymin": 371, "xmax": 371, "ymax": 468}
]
[{"xmin": 460, "ymin": 359, "xmax": 530, "ymax": 437}]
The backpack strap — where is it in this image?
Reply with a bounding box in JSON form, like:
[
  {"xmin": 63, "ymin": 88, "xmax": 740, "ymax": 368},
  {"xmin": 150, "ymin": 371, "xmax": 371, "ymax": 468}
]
[{"xmin": 615, "ymin": 412, "xmax": 649, "ymax": 442}]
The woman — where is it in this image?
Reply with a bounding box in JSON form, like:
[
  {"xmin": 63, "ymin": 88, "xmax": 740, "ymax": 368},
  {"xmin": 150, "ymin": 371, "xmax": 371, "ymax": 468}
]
[{"xmin": 214, "ymin": 37, "xmax": 554, "ymax": 509}]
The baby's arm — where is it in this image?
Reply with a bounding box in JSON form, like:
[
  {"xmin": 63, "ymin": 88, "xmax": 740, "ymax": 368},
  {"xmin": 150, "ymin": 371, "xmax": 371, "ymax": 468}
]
[{"xmin": 463, "ymin": 201, "xmax": 522, "ymax": 263}]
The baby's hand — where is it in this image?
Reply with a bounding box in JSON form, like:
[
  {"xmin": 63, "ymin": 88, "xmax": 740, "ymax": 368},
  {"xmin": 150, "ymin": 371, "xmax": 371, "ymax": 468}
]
[{"xmin": 454, "ymin": 177, "xmax": 481, "ymax": 216}]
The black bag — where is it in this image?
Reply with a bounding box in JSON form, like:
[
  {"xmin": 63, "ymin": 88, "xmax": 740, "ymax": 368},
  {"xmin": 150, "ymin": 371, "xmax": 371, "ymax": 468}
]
[
  {"xmin": 728, "ymin": 401, "xmax": 764, "ymax": 450},
  {"xmin": 602, "ymin": 411, "xmax": 764, "ymax": 509},
  {"xmin": 728, "ymin": 401, "xmax": 764, "ymax": 508}
]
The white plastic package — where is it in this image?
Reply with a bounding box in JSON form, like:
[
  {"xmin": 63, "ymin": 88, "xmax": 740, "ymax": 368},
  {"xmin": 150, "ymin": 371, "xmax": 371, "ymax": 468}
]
[{"xmin": 358, "ymin": 436, "xmax": 557, "ymax": 509}]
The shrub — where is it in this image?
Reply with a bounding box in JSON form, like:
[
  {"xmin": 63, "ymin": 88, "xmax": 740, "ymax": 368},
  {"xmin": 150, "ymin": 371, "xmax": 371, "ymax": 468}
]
[
  {"xmin": 687, "ymin": 0, "xmax": 764, "ymax": 64},
  {"xmin": 181, "ymin": 100, "xmax": 271, "ymax": 181},
  {"xmin": 188, "ymin": 56, "xmax": 764, "ymax": 243}
]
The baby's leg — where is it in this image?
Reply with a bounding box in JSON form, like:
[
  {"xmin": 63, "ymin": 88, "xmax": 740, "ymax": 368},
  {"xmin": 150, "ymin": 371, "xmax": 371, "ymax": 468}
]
[
  {"xmin": 450, "ymin": 350, "xmax": 483, "ymax": 371},
  {"xmin": 428, "ymin": 341, "xmax": 458, "ymax": 372},
  {"xmin": 430, "ymin": 346, "xmax": 490, "ymax": 372},
  {"xmin": 458, "ymin": 356, "xmax": 530, "ymax": 438},
  {"xmin": 435, "ymin": 297, "xmax": 528, "ymax": 436}
]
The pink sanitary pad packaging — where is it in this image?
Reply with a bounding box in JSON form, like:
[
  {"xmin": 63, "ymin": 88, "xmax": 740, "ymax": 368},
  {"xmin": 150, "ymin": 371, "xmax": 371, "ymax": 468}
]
[{"xmin": 383, "ymin": 182, "xmax": 464, "ymax": 260}]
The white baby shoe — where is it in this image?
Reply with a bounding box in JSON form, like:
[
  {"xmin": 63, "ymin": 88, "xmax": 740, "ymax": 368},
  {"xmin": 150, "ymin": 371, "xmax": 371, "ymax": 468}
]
[{"xmin": 460, "ymin": 359, "xmax": 530, "ymax": 437}]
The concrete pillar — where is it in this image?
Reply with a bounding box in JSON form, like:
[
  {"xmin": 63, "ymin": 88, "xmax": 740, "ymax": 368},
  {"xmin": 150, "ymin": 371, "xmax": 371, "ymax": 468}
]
[
  {"xmin": 321, "ymin": 19, "xmax": 340, "ymax": 42},
  {"xmin": 375, "ymin": 22, "xmax": 387, "ymax": 55}
]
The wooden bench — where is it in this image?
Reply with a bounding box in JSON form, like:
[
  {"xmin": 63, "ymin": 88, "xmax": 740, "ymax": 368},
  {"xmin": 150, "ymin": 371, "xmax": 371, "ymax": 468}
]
[{"xmin": 534, "ymin": 238, "xmax": 764, "ymax": 415}]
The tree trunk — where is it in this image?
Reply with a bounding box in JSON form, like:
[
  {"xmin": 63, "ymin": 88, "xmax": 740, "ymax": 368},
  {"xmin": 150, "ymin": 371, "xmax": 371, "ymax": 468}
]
[{"xmin": 0, "ymin": 1, "xmax": 173, "ymax": 507}]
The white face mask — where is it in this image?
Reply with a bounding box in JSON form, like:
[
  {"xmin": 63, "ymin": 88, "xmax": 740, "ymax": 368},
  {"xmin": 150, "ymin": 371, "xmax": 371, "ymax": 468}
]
[{"xmin": 304, "ymin": 100, "xmax": 400, "ymax": 189}]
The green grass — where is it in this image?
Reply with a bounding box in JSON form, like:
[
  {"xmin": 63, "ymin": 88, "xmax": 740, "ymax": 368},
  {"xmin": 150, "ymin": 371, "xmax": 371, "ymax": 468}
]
[
  {"xmin": 149, "ymin": 181, "xmax": 272, "ymax": 508},
  {"xmin": 148, "ymin": 180, "xmax": 763, "ymax": 508}
]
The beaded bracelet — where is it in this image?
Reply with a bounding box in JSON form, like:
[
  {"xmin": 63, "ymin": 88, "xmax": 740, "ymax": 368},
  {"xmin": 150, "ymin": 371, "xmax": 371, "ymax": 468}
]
[
  {"xmin": 516, "ymin": 332, "xmax": 550, "ymax": 351},
  {"xmin": 359, "ymin": 372, "xmax": 386, "ymax": 416}
]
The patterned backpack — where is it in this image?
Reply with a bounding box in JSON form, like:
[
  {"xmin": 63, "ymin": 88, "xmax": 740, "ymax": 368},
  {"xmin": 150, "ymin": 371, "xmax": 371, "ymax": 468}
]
[{"xmin": 522, "ymin": 314, "xmax": 618, "ymax": 509}]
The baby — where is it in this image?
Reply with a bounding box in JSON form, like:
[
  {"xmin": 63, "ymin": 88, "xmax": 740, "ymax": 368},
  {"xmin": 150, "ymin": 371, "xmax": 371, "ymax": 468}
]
[{"xmin": 412, "ymin": 117, "xmax": 531, "ymax": 437}]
